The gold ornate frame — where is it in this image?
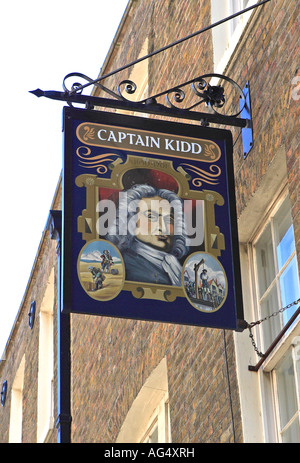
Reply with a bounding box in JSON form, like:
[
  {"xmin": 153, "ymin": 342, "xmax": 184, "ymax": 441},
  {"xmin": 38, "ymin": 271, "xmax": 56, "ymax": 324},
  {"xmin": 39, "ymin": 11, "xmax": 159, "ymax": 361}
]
[{"xmin": 75, "ymin": 154, "xmax": 225, "ymax": 302}]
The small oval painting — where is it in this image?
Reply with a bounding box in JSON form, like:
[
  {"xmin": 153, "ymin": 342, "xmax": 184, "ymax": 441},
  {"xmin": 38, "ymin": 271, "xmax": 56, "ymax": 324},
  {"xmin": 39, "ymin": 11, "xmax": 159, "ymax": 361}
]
[
  {"xmin": 182, "ymin": 252, "xmax": 228, "ymax": 313},
  {"xmin": 77, "ymin": 239, "xmax": 125, "ymax": 301}
]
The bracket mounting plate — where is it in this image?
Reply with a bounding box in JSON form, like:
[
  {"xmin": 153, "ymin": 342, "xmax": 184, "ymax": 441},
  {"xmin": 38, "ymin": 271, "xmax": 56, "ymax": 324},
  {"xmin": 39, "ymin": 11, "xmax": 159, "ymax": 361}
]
[{"xmin": 240, "ymin": 81, "xmax": 253, "ymax": 159}]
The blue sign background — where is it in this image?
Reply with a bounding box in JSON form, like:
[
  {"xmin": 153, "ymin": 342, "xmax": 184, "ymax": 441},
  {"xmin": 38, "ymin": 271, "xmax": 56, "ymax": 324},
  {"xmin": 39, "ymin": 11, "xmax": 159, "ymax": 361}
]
[{"xmin": 62, "ymin": 107, "xmax": 244, "ymax": 331}]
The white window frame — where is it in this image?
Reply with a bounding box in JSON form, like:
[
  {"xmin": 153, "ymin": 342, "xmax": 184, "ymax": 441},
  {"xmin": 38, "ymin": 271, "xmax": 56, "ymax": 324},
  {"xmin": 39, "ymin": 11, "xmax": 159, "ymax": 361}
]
[
  {"xmin": 261, "ymin": 336, "xmax": 300, "ymax": 443},
  {"xmin": 249, "ymin": 189, "xmax": 300, "ymax": 442},
  {"xmin": 116, "ymin": 357, "xmax": 170, "ymax": 443},
  {"xmin": 140, "ymin": 392, "xmax": 170, "ymax": 443},
  {"xmin": 211, "ymin": 0, "xmax": 258, "ymax": 74},
  {"xmin": 251, "ymin": 191, "xmax": 300, "ymax": 351},
  {"xmin": 37, "ymin": 268, "xmax": 55, "ymax": 442},
  {"xmin": 271, "ymin": 347, "xmax": 300, "ymax": 442}
]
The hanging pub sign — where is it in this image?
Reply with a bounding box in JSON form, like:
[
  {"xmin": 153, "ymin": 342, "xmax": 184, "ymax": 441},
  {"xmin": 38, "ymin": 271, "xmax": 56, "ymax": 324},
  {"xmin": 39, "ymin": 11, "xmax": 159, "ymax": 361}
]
[{"xmin": 62, "ymin": 106, "xmax": 244, "ymax": 331}]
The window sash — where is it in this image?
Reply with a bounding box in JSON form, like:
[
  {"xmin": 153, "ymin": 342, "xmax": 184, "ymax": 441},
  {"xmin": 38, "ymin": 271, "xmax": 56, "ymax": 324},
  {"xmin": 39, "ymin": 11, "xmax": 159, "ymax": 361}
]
[
  {"xmin": 140, "ymin": 397, "xmax": 170, "ymax": 443},
  {"xmin": 272, "ymin": 347, "xmax": 300, "ymax": 442},
  {"xmin": 229, "ymin": 1, "xmax": 253, "ymax": 34},
  {"xmin": 251, "ymin": 191, "xmax": 300, "ymax": 442},
  {"xmin": 252, "ymin": 195, "xmax": 300, "ymax": 350}
]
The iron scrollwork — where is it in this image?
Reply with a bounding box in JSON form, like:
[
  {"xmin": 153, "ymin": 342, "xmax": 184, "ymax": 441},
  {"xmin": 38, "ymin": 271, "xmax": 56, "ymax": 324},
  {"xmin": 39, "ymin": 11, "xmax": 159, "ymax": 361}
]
[
  {"xmin": 118, "ymin": 73, "xmax": 245, "ymax": 117},
  {"xmin": 62, "ymin": 71, "xmax": 246, "ymax": 119},
  {"xmin": 63, "ymin": 72, "xmax": 123, "ymax": 102}
]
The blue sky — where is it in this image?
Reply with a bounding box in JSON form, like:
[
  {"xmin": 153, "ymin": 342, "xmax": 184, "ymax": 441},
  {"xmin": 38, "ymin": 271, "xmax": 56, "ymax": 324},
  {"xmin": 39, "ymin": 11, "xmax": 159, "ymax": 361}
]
[
  {"xmin": 81, "ymin": 240, "xmax": 122, "ymax": 261},
  {"xmin": 184, "ymin": 252, "xmax": 226, "ymax": 287}
]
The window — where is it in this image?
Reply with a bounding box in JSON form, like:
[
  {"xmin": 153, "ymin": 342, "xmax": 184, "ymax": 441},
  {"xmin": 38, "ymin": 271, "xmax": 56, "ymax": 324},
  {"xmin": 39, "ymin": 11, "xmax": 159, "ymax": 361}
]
[
  {"xmin": 252, "ymin": 194, "xmax": 300, "ymax": 350},
  {"xmin": 140, "ymin": 393, "xmax": 170, "ymax": 443},
  {"xmin": 9, "ymin": 356, "xmax": 25, "ymax": 443},
  {"xmin": 229, "ymin": 1, "xmax": 251, "ymax": 33},
  {"xmin": 37, "ymin": 268, "xmax": 55, "ymax": 442},
  {"xmin": 116, "ymin": 357, "xmax": 171, "ymax": 443},
  {"xmin": 211, "ymin": 1, "xmax": 258, "ymax": 73},
  {"xmin": 251, "ymin": 191, "xmax": 300, "ymax": 442},
  {"xmin": 272, "ymin": 349, "xmax": 300, "ymax": 442}
]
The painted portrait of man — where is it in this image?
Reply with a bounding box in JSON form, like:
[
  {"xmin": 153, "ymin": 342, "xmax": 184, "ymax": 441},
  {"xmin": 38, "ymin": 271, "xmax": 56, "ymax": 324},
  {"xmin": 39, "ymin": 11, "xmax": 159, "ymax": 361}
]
[{"xmin": 105, "ymin": 184, "xmax": 189, "ymax": 286}]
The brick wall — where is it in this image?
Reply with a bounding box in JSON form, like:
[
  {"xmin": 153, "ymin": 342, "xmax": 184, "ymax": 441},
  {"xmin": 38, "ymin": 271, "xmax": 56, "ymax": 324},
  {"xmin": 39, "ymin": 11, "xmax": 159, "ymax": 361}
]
[
  {"xmin": 71, "ymin": 317, "xmax": 242, "ymax": 443},
  {"xmin": 73, "ymin": 0, "xmax": 243, "ymax": 444},
  {"xmin": 1, "ymin": 0, "xmax": 298, "ymax": 444},
  {"xmin": 73, "ymin": 0, "xmax": 299, "ymax": 443},
  {"xmin": 0, "ymin": 230, "xmax": 59, "ymax": 443},
  {"xmin": 0, "ymin": 188, "xmax": 61, "ymax": 443},
  {"xmin": 226, "ymin": 0, "xmax": 299, "ymax": 267},
  {"xmin": 98, "ymin": 0, "xmax": 212, "ymax": 107}
]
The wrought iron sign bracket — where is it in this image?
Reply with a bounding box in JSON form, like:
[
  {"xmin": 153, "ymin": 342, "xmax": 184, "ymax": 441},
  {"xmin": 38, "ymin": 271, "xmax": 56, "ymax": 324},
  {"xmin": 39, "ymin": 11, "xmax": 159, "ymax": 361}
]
[
  {"xmin": 30, "ymin": 72, "xmax": 252, "ymax": 133},
  {"xmin": 240, "ymin": 82, "xmax": 253, "ymax": 158},
  {"xmin": 29, "ymin": 0, "xmax": 271, "ymax": 154}
]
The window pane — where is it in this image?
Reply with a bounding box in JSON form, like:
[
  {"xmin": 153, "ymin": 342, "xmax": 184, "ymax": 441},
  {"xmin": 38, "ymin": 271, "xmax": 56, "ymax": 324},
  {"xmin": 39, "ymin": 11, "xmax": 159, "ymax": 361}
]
[
  {"xmin": 150, "ymin": 425, "xmax": 159, "ymax": 443},
  {"xmin": 275, "ymin": 198, "xmax": 295, "ymax": 270},
  {"xmin": 277, "ymin": 225, "xmax": 295, "ymax": 270},
  {"xmin": 296, "ymin": 355, "xmax": 300, "ymax": 400},
  {"xmin": 280, "ymin": 256, "xmax": 300, "ymax": 325},
  {"xmin": 255, "ymin": 223, "xmax": 276, "ymax": 298},
  {"xmin": 260, "ymin": 284, "xmax": 281, "ymax": 348},
  {"xmin": 282, "ymin": 417, "xmax": 300, "ymax": 443},
  {"xmin": 276, "ymin": 352, "xmax": 298, "ymax": 430}
]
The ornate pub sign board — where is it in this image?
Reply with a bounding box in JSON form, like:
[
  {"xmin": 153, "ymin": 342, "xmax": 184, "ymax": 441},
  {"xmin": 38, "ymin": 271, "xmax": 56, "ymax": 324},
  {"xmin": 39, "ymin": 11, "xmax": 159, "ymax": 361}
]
[{"xmin": 62, "ymin": 106, "xmax": 244, "ymax": 330}]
